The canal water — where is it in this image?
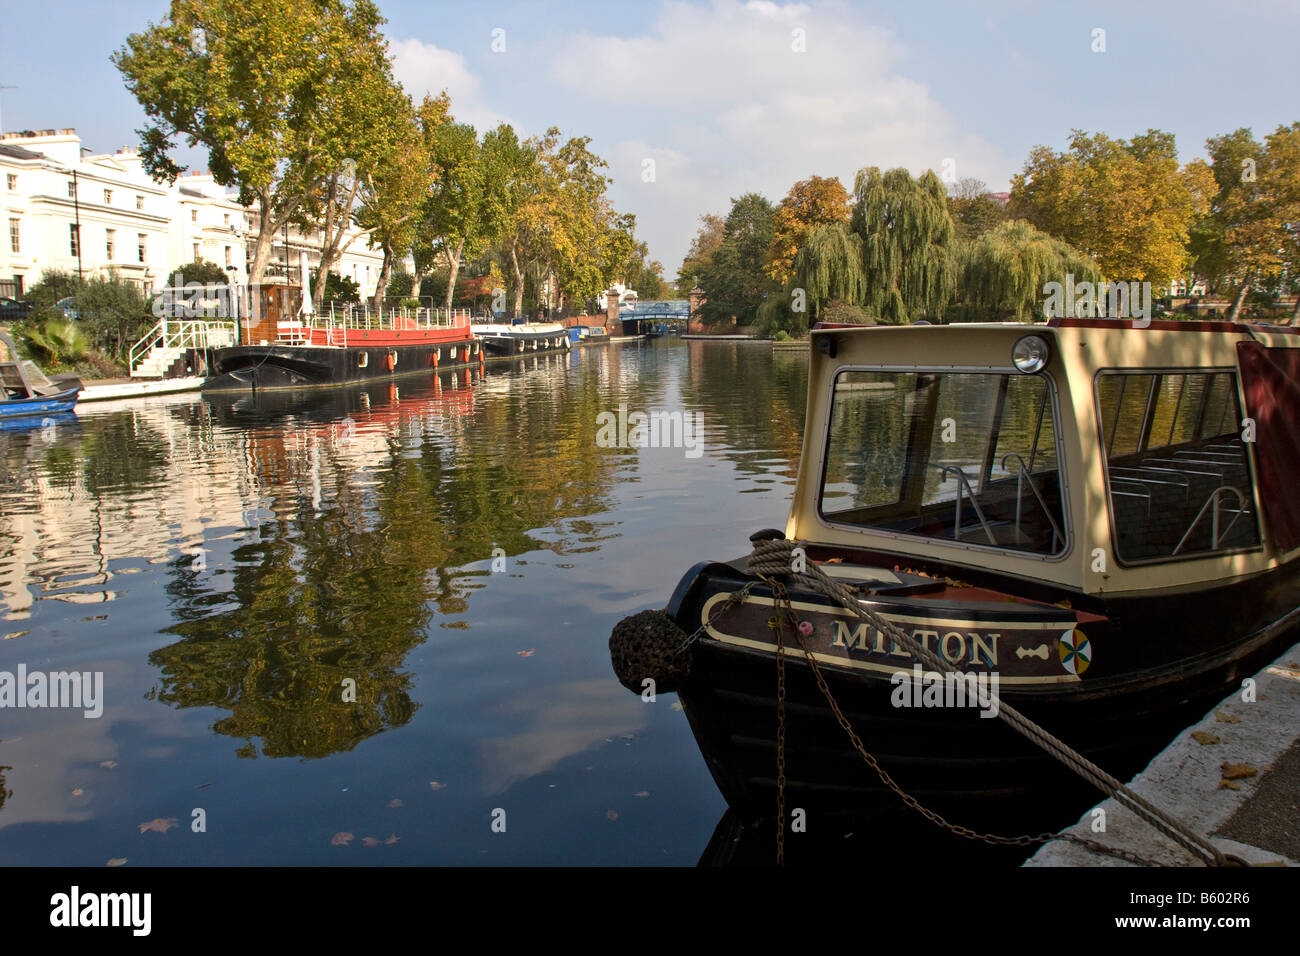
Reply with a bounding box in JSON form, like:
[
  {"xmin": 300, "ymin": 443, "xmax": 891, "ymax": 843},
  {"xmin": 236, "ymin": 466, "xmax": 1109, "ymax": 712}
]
[{"xmin": 1, "ymin": 339, "xmax": 831, "ymax": 866}]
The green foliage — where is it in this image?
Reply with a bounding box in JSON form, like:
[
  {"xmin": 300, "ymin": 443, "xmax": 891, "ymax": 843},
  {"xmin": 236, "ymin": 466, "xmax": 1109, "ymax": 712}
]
[
  {"xmin": 696, "ymin": 193, "xmax": 780, "ymax": 327},
  {"xmin": 312, "ymin": 270, "xmax": 360, "ymax": 304},
  {"xmin": 851, "ymin": 167, "xmax": 956, "ymax": 323},
  {"xmin": 675, "ymin": 214, "xmax": 724, "ymax": 296},
  {"xmin": 386, "ymin": 263, "xmax": 415, "ymax": 299},
  {"xmin": 947, "ymin": 179, "xmax": 1007, "ymax": 241},
  {"xmin": 957, "ymin": 219, "xmax": 1101, "ymax": 322},
  {"xmin": 166, "ymin": 259, "xmax": 230, "ymax": 289},
  {"xmin": 21, "ymin": 269, "xmax": 81, "ymax": 310},
  {"xmin": 20, "ymin": 317, "xmax": 90, "ymax": 365}
]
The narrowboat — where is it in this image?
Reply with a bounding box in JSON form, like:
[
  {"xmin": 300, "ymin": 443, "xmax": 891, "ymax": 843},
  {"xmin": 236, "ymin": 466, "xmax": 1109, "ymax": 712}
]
[
  {"xmin": 471, "ymin": 318, "xmax": 572, "ymax": 357},
  {"xmin": 0, "ymin": 330, "xmax": 82, "ymax": 420},
  {"xmin": 612, "ymin": 318, "xmax": 1300, "ymax": 833},
  {"xmin": 203, "ymin": 262, "xmax": 484, "ymax": 391}
]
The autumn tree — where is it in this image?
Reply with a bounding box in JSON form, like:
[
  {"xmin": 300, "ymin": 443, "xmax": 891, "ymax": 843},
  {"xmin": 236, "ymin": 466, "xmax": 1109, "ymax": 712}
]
[
  {"xmin": 1191, "ymin": 124, "xmax": 1300, "ymax": 321},
  {"xmin": 765, "ymin": 175, "xmax": 850, "ymax": 284},
  {"xmin": 114, "ymin": 0, "xmax": 400, "ymax": 315},
  {"xmin": 1008, "ymin": 129, "xmax": 1208, "ymax": 289}
]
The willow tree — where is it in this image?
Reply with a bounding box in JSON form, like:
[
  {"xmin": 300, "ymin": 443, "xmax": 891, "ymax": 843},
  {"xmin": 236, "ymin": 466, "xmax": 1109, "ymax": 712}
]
[
  {"xmin": 852, "ymin": 167, "xmax": 957, "ymax": 323},
  {"xmin": 958, "ymin": 219, "xmax": 1100, "ymax": 322}
]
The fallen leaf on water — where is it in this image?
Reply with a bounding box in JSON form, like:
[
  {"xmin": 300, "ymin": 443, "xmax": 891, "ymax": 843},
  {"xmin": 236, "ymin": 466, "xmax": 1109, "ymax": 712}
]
[
  {"xmin": 99, "ymin": 761, "xmax": 117, "ymax": 769},
  {"xmin": 671, "ymin": 702, "xmax": 683, "ymax": 711},
  {"xmin": 384, "ymin": 834, "xmax": 399, "ymax": 845},
  {"xmin": 71, "ymin": 788, "xmax": 84, "ymax": 796},
  {"xmin": 138, "ymin": 818, "xmax": 178, "ymax": 834},
  {"xmin": 388, "ymin": 798, "xmax": 403, "ymax": 808},
  {"xmin": 1220, "ymin": 762, "xmax": 1258, "ymax": 780},
  {"xmin": 633, "ymin": 791, "xmax": 649, "ymax": 798},
  {"xmin": 606, "ymin": 810, "xmax": 618, "ymax": 821},
  {"xmin": 195, "ymin": 782, "xmax": 212, "ymax": 790},
  {"xmin": 106, "ymin": 858, "xmax": 127, "ymax": 867},
  {"xmin": 1215, "ymin": 711, "xmax": 1242, "ymax": 724},
  {"xmin": 516, "ymin": 649, "xmax": 535, "ymax": 657},
  {"xmin": 1219, "ymin": 779, "xmax": 1241, "ymax": 791},
  {"xmin": 362, "ymin": 837, "xmax": 381, "ymax": 847},
  {"xmin": 330, "ymin": 832, "xmax": 354, "ymax": 846},
  {"xmin": 3, "ymin": 630, "xmax": 29, "ymax": 640},
  {"xmin": 1191, "ymin": 731, "xmax": 1220, "ymax": 745},
  {"xmin": 429, "ymin": 781, "xmax": 446, "ymax": 791}
]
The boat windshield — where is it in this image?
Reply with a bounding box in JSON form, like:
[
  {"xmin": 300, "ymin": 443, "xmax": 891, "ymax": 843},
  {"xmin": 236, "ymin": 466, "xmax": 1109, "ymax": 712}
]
[{"xmin": 819, "ymin": 369, "xmax": 1067, "ymax": 556}]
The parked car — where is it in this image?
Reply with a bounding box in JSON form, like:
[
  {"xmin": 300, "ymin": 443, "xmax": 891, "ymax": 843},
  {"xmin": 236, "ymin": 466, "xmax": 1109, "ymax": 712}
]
[
  {"xmin": 0, "ymin": 297, "xmax": 33, "ymax": 321},
  {"xmin": 54, "ymin": 297, "xmax": 81, "ymax": 320}
]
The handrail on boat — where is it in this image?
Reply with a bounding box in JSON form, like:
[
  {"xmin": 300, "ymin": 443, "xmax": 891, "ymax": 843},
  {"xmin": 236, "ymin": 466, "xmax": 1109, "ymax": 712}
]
[
  {"xmin": 934, "ymin": 465, "xmax": 997, "ymax": 546},
  {"xmin": 1172, "ymin": 485, "xmax": 1248, "ymax": 556},
  {"xmin": 1001, "ymin": 453, "xmax": 1065, "ymax": 551}
]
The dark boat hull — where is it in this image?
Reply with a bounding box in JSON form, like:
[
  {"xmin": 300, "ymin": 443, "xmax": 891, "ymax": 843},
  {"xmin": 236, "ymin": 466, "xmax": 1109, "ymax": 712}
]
[
  {"xmin": 668, "ymin": 553, "xmax": 1300, "ymax": 832},
  {"xmin": 478, "ymin": 332, "xmax": 571, "ymax": 357},
  {"xmin": 202, "ymin": 343, "xmax": 481, "ymax": 392}
]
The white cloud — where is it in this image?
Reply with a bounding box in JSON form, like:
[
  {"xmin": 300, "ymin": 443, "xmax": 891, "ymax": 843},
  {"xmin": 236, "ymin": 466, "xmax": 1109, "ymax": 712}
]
[
  {"xmin": 552, "ymin": 0, "xmax": 1013, "ymax": 273},
  {"xmin": 389, "ymin": 38, "xmax": 512, "ymax": 132}
]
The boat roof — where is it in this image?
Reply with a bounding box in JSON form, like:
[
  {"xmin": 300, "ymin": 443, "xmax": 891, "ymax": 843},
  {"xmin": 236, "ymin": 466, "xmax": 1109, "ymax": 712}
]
[{"xmin": 790, "ymin": 319, "xmax": 1300, "ymax": 595}]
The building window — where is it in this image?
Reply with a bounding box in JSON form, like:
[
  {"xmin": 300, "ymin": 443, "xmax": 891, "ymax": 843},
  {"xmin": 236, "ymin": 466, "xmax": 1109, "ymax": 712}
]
[
  {"xmin": 69, "ymin": 224, "xmax": 80, "ymax": 257},
  {"xmin": 193, "ymin": 243, "xmax": 200, "ymax": 262},
  {"xmin": 8, "ymin": 219, "xmax": 19, "ymax": 254},
  {"xmin": 105, "ymin": 229, "xmax": 115, "ymax": 261},
  {"xmin": 191, "ymin": 209, "xmax": 198, "ymax": 223},
  {"xmin": 6, "ymin": 174, "xmax": 15, "ymax": 191},
  {"xmin": 138, "ymin": 233, "xmax": 147, "ymax": 264},
  {"xmin": 223, "ymin": 213, "xmax": 230, "ymax": 226},
  {"xmin": 224, "ymin": 245, "xmax": 232, "ymax": 268},
  {"xmin": 104, "ymin": 189, "xmax": 113, "ymax": 205},
  {"xmin": 136, "ymin": 195, "xmax": 144, "ymax": 211},
  {"xmin": 67, "ymin": 181, "xmax": 76, "ymax": 198}
]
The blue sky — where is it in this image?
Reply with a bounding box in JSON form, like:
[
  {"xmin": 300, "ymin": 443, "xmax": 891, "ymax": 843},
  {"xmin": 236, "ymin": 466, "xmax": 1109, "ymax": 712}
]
[{"xmin": 3, "ymin": 0, "xmax": 1297, "ymax": 275}]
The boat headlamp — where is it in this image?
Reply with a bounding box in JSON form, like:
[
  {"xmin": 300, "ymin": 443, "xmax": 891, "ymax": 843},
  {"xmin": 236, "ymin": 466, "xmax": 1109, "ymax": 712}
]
[{"xmin": 1012, "ymin": 335, "xmax": 1050, "ymax": 374}]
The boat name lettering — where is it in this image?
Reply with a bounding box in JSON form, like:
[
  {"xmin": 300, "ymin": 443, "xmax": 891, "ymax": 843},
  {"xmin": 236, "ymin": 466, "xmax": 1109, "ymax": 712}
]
[{"xmin": 831, "ymin": 620, "xmax": 998, "ymax": 666}]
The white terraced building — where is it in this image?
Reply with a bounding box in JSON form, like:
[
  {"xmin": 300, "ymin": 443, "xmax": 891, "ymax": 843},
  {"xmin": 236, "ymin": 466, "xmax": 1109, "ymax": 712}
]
[{"xmin": 0, "ymin": 128, "xmax": 384, "ymax": 302}]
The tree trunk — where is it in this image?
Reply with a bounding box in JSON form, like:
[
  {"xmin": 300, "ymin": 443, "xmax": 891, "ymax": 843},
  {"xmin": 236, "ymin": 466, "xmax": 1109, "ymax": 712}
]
[
  {"xmin": 246, "ymin": 194, "xmax": 283, "ymax": 334},
  {"xmin": 373, "ymin": 245, "xmax": 394, "ymax": 313},
  {"xmin": 1226, "ymin": 281, "xmax": 1251, "ymax": 323},
  {"xmin": 443, "ymin": 239, "xmax": 464, "ymax": 311},
  {"xmin": 509, "ymin": 243, "xmax": 525, "ymax": 317}
]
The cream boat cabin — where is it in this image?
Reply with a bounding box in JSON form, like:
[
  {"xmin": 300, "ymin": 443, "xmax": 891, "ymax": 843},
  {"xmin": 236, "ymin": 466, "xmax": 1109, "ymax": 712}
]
[{"xmin": 632, "ymin": 318, "xmax": 1300, "ymax": 829}]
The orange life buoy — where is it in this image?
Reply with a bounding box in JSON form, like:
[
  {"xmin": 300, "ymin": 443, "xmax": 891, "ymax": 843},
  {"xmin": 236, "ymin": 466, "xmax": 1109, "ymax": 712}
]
[{"xmin": 387, "ymin": 351, "xmax": 396, "ymax": 371}]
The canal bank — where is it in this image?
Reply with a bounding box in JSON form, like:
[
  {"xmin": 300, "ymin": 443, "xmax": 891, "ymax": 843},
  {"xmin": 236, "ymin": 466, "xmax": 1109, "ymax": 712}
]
[{"xmin": 1026, "ymin": 637, "xmax": 1300, "ymax": 867}]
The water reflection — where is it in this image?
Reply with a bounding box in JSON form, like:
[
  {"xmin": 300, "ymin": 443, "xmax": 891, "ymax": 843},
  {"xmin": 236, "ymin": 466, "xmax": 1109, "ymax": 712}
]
[{"xmin": 0, "ymin": 341, "xmax": 807, "ymax": 863}]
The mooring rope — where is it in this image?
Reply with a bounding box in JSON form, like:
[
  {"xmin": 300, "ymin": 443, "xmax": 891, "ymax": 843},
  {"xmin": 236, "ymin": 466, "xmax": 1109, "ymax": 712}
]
[{"xmin": 745, "ymin": 537, "xmax": 1234, "ymax": 867}]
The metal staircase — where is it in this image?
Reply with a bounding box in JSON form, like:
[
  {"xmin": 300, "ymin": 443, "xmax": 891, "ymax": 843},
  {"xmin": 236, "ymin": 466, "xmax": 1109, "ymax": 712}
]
[{"xmin": 129, "ymin": 320, "xmax": 236, "ymax": 378}]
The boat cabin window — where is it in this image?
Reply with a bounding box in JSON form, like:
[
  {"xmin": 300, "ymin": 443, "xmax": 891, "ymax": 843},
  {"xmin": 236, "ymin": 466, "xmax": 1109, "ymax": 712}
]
[
  {"xmin": 819, "ymin": 370, "xmax": 1068, "ymax": 556},
  {"xmin": 1097, "ymin": 370, "xmax": 1260, "ymax": 564}
]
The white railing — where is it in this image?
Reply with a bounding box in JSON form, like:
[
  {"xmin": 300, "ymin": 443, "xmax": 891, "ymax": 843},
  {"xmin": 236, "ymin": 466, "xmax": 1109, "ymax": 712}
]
[
  {"xmin": 274, "ymin": 306, "xmax": 472, "ymax": 344},
  {"xmin": 130, "ymin": 319, "xmax": 238, "ymax": 373}
]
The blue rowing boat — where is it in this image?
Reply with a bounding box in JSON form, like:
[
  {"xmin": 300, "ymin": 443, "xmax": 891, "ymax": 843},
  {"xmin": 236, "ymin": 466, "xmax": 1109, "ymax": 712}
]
[{"xmin": 1, "ymin": 329, "xmax": 82, "ymax": 420}]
